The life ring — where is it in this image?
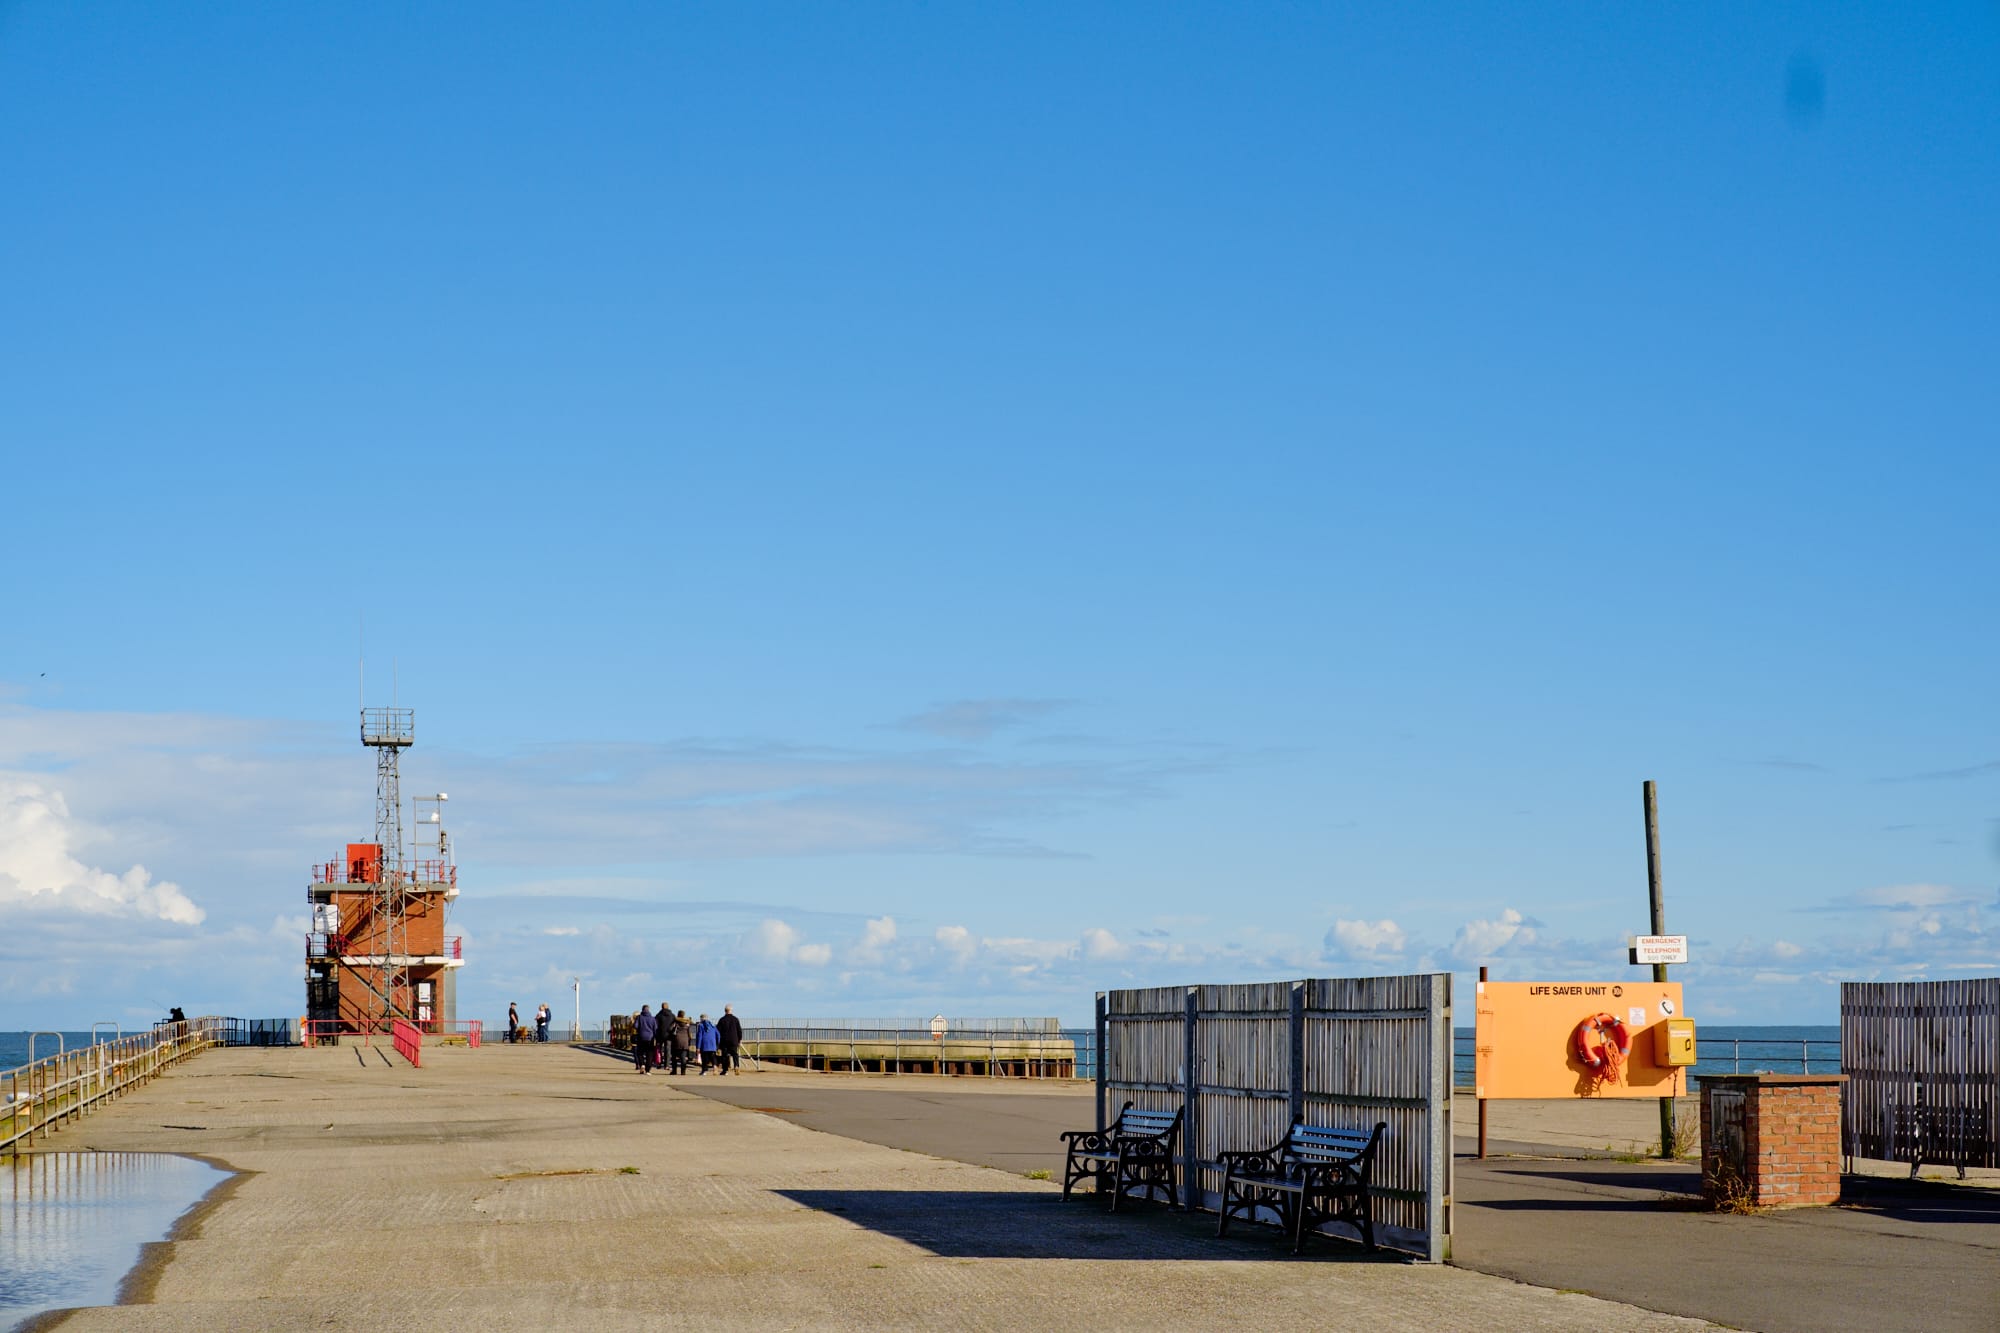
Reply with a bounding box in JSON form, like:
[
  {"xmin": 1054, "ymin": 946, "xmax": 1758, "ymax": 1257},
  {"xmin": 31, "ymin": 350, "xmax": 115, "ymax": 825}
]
[{"xmin": 1573, "ymin": 1013, "xmax": 1630, "ymax": 1073}]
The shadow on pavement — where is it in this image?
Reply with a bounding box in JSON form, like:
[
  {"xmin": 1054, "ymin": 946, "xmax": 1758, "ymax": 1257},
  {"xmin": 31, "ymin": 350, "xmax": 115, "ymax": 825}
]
[
  {"xmin": 1481, "ymin": 1165, "xmax": 1701, "ymax": 1195},
  {"xmin": 1472, "ymin": 1198, "xmax": 1679, "ymax": 1213},
  {"xmin": 1839, "ymin": 1176, "xmax": 2000, "ymax": 1225},
  {"xmin": 775, "ymin": 1189, "xmax": 1404, "ymax": 1263}
]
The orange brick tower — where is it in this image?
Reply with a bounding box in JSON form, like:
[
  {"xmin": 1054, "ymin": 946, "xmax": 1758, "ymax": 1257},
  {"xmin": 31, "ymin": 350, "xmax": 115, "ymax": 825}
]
[{"xmin": 304, "ymin": 707, "xmax": 462, "ymax": 1032}]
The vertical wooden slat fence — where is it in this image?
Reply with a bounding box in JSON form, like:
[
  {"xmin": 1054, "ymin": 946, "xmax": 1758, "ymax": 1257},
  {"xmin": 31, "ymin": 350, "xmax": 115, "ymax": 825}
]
[
  {"xmin": 1841, "ymin": 978, "xmax": 1999, "ymax": 1172},
  {"xmin": 1101, "ymin": 973, "xmax": 1452, "ymax": 1261}
]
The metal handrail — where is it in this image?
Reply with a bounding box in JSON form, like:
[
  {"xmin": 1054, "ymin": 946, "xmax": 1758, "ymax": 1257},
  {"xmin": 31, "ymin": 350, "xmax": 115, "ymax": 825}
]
[
  {"xmin": 4, "ymin": 1019, "xmax": 225, "ymax": 1154},
  {"xmin": 310, "ymin": 860, "xmax": 457, "ymax": 886},
  {"xmin": 737, "ymin": 1025, "xmax": 1081, "ymax": 1078}
]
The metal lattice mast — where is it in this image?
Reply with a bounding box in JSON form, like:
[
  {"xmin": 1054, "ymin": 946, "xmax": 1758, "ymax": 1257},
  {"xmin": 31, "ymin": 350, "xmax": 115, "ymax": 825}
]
[{"xmin": 361, "ymin": 707, "xmax": 414, "ymax": 1026}]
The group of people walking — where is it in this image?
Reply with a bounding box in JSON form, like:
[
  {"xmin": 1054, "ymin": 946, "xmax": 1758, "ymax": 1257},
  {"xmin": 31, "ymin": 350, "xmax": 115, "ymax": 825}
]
[{"xmin": 630, "ymin": 1003, "xmax": 742, "ymax": 1076}]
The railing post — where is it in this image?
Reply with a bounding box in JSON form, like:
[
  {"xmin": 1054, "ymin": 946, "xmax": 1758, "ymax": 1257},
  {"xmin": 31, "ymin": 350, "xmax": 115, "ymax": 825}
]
[
  {"xmin": 1182, "ymin": 987, "xmax": 1199, "ymax": 1211},
  {"xmin": 1094, "ymin": 992, "xmax": 1107, "ymax": 1133},
  {"xmin": 1289, "ymin": 981, "xmax": 1305, "ymax": 1124}
]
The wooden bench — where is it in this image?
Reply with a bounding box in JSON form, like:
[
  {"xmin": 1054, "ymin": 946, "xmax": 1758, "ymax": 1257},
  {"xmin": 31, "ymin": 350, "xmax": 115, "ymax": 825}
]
[
  {"xmin": 1059, "ymin": 1100, "xmax": 1184, "ymax": 1211},
  {"xmin": 1893, "ymin": 1105, "xmax": 1988, "ymax": 1180},
  {"xmin": 1216, "ymin": 1118, "xmax": 1387, "ymax": 1253}
]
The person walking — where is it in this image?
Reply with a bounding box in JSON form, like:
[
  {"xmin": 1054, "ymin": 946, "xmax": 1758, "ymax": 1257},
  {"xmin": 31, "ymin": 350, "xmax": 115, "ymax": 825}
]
[
  {"xmin": 668, "ymin": 1009, "xmax": 692, "ymax": 1074},
  {"xmin": 634, "ymin": 1004, "xmax": 657, "ymax": 1074},
  {"xmin": 535, "ymin": 1003, "xmax": 551, "ymax": 1043},
  {"xmin": 694, "ymin": 1013, "xmax": 720, "ymax": 1075},
  {"xmin": 718, "ymin": 1004, "xmax": 743, "ymax": 1074},
  {"xmin": 656, "ymin": 1002, "xmax": 673, "ymax": 1068},
  {"xmin": 507, "ymin": 1002, "xmax": 520, "ymax": 1043}
]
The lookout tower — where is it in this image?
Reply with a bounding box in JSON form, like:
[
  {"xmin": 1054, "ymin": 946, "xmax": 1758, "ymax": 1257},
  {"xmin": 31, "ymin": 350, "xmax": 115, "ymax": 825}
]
[{"xmin": 305, "ymin": 707, "xmax": 463, "ymax": 1032}]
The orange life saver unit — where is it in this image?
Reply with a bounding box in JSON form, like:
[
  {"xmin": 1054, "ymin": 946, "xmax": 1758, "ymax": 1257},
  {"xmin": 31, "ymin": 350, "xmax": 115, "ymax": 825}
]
[{"xmin": 1572, "ymin": 1012, "xmax": 1630, "ymax": 1077}]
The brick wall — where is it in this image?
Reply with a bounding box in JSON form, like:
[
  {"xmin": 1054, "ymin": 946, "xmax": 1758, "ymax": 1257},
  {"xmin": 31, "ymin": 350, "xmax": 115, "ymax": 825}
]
[{"xmin": 1701, "ymin": 1075, "xmax": 1844, "ymax": 1209}]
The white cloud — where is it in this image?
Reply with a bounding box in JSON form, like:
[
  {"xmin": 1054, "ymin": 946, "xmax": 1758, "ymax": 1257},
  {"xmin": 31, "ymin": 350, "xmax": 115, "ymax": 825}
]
[
  {"xmin": 935, "ymin": 924, "xmax": 977, "ymax": 959},
  {"xmin": 1080, "ymin": 927, "xmax": 1126, "ymax": 961},
  {"xmin": 983, "ymin": 936, "xmax": 1075, "ymax": 966},
  {"xmin": 1451, "ymin": 908, "xmax": 1537, "ymax": 963},
  {"xmin": 744, "ymin": 918, "xmax": 801, "ymax": 961},
  {"xmin": 0, "ymin": 779, "xmax": 204, "ymax": 924},
  {"xmin": 542, "ymin": 925, "xmax": 581, "ymax": 937},
  {"xmin": 1324, "ymin": 918, "xmax": 1407, "ymax": 961},
  {"xmin": 793, "ymin": 943, "xmax": 832, "ymax": 966},
  {"xmin": 849, "ymin": 915, "xmax": 898, "ymax": 964}
]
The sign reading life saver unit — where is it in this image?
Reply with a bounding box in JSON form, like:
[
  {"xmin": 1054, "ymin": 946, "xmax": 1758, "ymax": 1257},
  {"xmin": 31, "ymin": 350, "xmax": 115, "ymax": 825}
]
[{"xmin": 1474, "ymin": 981, "xmax": 1687, "ymax": 1099}]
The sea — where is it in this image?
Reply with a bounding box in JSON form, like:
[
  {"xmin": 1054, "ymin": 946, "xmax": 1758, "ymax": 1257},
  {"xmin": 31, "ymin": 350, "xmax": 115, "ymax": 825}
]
[
  {"xmin": 0, "ymin": 1032, "xmax": 104, "ymax": 1074},
  {"xmin": 9, "ymin": 1026, "xmax": 1843, "ymax": 1084}
]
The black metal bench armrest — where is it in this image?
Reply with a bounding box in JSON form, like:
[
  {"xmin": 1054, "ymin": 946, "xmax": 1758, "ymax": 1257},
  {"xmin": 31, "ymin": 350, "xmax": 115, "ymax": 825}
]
[
  {"xmin": 1061, "ymin": 1129, "xmax": 1114, "ymax": 1152},
  {"xmin": 1295, "ymin": 1158, "xmax": 1361, "ymax": 1190},
  {"xmin": 1217, "ymin": 1148, "xmax": 1281, "ymax": 1177}
]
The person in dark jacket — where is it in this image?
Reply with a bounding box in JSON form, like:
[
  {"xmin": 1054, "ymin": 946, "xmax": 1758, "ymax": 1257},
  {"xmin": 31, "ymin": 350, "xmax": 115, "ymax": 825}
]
[
  {"xmin": 694, "ymin": 1014, "xmax": 720, "ymax": 1074},
  {"xmin": 668, "ymin": 1010, "xmax": 692, "ymax": 1074},
  {"xmin": 718, "ymin": 1005, "xmax": 743, "ymax": 1074},
  {"xmin": 634, "ymin": 1004, "xmax": 657, "ymax": 1074},
  {"xmin": 656, "ymin": 1002, "xmax": 673, "ymax": 1068}
]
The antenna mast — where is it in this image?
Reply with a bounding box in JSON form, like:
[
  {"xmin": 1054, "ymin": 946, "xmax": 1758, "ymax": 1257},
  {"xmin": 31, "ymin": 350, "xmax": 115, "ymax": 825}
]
[{"xmin": 361, "ymin": 705, "xmax": 414, "ymax": 1027}]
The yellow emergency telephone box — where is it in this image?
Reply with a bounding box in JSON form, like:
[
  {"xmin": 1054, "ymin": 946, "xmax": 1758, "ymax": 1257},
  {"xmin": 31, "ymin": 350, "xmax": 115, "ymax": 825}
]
[{"xmin": 1655, "ymin": 1017, "xmax": 1696, "ymax": 1067}]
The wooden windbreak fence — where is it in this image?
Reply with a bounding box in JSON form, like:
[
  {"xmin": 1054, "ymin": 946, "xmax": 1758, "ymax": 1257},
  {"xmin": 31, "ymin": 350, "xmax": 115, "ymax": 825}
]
[
  {"xmin": 1098, "ymin": 974, "xmax": 1452, "ymax": 1261},
  {"xmin": 1841, "ymin": 978, "xmax": 1999, "ymax": 1171}
]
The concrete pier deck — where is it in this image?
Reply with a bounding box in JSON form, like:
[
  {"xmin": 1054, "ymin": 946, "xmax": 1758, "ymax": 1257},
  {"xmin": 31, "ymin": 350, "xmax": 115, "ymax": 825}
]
[
  {"xmin": 33, "ymin": 1043, "xmax": 1712, "ymax": 1331},
  {"xmin": 676, "ymin": 1062, "xmax": 2000, "ymax": 1333}
]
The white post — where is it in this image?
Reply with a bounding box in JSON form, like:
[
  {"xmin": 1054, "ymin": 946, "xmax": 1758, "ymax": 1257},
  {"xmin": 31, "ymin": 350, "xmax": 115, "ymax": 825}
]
[{"xmin": 571, "ymin": 978, "xmax": 581, "ymax": 1041}]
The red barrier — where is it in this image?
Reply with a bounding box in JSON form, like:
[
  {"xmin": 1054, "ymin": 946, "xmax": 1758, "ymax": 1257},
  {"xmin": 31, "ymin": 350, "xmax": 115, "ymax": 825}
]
[
  {"xmin": 304, "ymin": 1018, "xmax": 481, "ymax": 1052},
  {"xmin": 392, "ymin": 1019, "xmax": 423, "ymax": 1068}
]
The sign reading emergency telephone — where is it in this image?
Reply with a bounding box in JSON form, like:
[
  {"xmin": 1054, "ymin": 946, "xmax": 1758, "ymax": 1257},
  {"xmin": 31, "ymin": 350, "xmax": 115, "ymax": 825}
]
[
  {"xmin": 1474, "ymin": 980, "xmax": 1687, "ymax": 1099},
  {"xmin": 1627, "ymin": 935, "xmax": 1689, "ymax": 965}
]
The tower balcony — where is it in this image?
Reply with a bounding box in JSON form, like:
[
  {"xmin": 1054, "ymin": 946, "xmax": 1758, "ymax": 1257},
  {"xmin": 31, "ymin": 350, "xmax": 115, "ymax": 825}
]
[{"xmin": 306, "ymin": 933, "xmax": 463, "ymax": 967}]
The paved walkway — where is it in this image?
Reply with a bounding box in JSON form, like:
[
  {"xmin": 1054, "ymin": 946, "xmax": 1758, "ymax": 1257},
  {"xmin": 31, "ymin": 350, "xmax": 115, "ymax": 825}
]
[
  {"xmin": 32, "ymin": 1044, "xmax": 1705, "ymax": 1331},
  {"xmin": 672, "ymin": 1064, "xmax": 2000, "ymax": 1333}
]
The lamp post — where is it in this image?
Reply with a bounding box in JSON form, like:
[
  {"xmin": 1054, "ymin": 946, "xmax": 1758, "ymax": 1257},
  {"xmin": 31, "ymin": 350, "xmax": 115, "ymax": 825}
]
[{"xmin": 570, "ymin": 977, "xmax": 581, "ymax": 1042}]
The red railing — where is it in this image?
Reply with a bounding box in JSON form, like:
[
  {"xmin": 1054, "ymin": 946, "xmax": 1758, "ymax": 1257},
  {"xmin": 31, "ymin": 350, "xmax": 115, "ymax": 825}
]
[
  {"xmin": 391, "ymin": 1018, "xmax": 423, "ymax": 1068},
  {"xmin": 304, "ymin": 933, "xmax": 463, "ymax": 961},
  {"xmin": 310, "ymin": 860, "xmax": 457, "ymax": 887},
  {"xmin": 303, "ymin": 1018, "xmax": 483, "ymax": 1047}
]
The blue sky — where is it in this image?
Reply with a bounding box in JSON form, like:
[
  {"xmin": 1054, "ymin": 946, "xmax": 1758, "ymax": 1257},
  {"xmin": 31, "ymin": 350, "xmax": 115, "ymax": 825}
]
[{"xmin": 2, "ymin": 4, "xmax": 1995, "ymax": 1029}]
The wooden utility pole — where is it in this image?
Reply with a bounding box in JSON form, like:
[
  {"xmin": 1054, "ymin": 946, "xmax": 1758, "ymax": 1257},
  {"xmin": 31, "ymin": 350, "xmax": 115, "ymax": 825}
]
[{"xmin": 1643, "ymin": 780, "xmax": 1674, "ymax": 1158}]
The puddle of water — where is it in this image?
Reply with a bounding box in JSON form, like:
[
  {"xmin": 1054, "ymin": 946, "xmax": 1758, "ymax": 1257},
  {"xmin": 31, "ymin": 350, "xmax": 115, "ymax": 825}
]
[{"xmin": 1, "ymin": 1152, "xmax": 230, "ymax": 1330}]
